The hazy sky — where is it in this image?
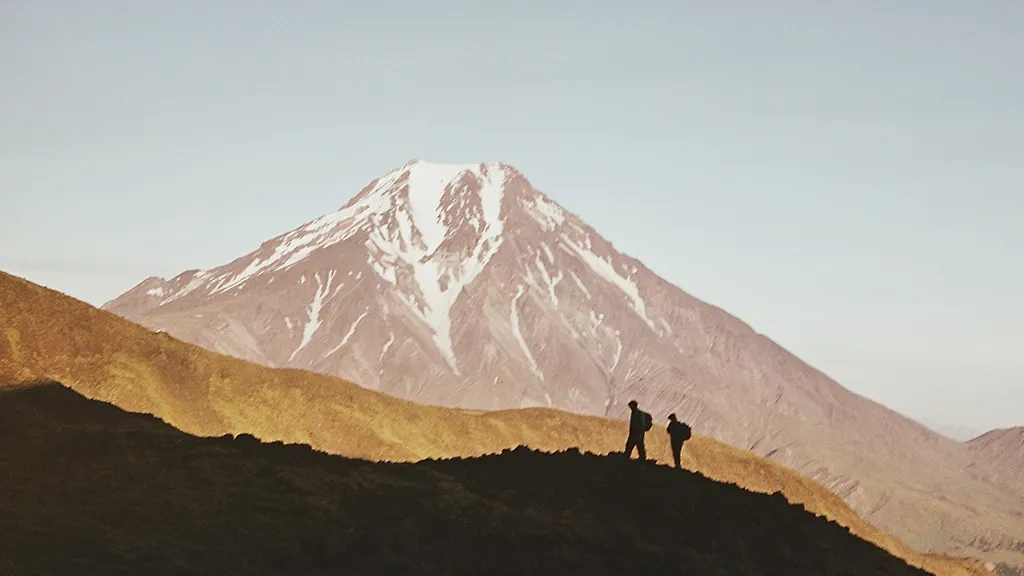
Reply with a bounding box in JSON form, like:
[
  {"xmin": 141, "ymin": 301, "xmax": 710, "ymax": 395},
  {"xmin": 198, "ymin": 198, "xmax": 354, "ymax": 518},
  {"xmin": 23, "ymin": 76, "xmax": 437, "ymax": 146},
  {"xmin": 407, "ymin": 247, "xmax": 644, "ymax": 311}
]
[{"xmin": 2, "ymin": 1, "xmax": 1021, "ymax": 431}]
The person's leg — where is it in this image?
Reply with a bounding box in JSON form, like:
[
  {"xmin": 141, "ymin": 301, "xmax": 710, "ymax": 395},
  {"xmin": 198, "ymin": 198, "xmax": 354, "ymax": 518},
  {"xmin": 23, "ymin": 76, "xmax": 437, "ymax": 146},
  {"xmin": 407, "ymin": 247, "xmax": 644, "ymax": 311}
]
[
  {"xmin": 672, "ymin": 441, "xmax": 682, "ymax": 468},
  {"xmin": 625, "ymin": 436, "xmax": 636, "ymax": 458},
  {"xmin": 637, "ymin": 436, "xmax": 646, "ymax": 461}
]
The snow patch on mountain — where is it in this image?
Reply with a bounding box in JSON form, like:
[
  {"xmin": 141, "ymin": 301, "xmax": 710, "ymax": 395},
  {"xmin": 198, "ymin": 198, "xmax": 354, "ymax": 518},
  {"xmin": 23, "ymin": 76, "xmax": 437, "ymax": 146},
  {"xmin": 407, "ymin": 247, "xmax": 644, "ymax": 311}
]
[
  {"xmin": 378, "ymin": 332, "xmax": 396, "ymax": 372},
  {"xmin": 570, "ymin": 271, "xmax": 592, "ymax": 300},
  {"xmin": 290, "ymin": 270, "xmax": 336, "ymax": 360},
  {"xmin": 406, "ymin": 161, "xmax": 468, "ymax": 253},
  {"xmin": 533, "ymin": 252, "xmax": 564, "ymax": 307},
  {"xmin": 327, "ymin": 309, "xmax": 369, "ymax": 358},
  {"xmin": 561, "ymin": 235, "xmax": 660, "ymax": 335},
  {"xmin": 363, "ymin": 162, "xmax": 509, "ymax": 373},
  {"xmin": 611, "ymin": 334, "xmax": 623, "ymax": 373},
  {"xmin": 521, "ymin": 194, "xmax": 566, "ymax": 231},
  {"xmin": 541, "ymin": 242, "xmax": 555, "ymax": 263},
  {"xmin": 159, "ymin": 271, "xmax": 208, "ymax": 306},
  {"xmin": 510, "ymin": 285, "xmax": 543, "ymax": 380}
]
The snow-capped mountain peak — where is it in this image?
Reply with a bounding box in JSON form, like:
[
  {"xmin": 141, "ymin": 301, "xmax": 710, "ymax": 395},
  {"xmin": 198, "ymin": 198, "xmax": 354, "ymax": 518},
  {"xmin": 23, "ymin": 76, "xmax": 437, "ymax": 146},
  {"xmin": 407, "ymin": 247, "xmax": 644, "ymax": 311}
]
[
  {"xmin": 106, "ymin": 159, "xmax": 661, "ymax": 401},
  {"xmin": 143, "ymin": 160, "xmax": 512, "ymax": 304}
]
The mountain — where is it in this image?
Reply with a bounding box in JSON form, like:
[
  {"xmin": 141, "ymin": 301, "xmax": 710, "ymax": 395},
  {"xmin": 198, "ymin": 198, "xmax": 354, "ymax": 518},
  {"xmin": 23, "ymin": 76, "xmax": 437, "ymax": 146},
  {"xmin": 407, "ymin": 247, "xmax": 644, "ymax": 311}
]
[
  {"xmin": 967, "ymin": 427, "xmax": 1024, "ymax": 494},
  {"xmin": 101, "ymin": 159, "xmax": 1023, "ymax": 567},
  {"xmin": 0, "ymin": 271, "xmax": 986, "ymax": 576},
  {"xmin": 0, "ymin": 383, "xmax": 955, "ymax": 576},
  {"xmin": 964, "ymin": 427, "xmax": 1024, "ymax": 574}
]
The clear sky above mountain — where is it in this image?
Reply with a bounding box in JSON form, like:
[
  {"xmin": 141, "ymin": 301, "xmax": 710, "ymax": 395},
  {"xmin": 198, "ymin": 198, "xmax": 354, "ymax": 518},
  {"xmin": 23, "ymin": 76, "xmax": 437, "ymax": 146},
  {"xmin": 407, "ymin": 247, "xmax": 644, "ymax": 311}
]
[{"xmin": 2, "ymin": 1, "xmax": 1021, "ymax": 430}]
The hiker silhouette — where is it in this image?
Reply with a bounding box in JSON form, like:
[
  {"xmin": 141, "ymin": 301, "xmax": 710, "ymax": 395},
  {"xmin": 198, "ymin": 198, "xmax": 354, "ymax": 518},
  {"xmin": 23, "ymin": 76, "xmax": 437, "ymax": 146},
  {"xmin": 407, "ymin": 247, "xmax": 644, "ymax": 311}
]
[
  {"xmin": 624, "ymin": 400, "xmax": 652, "ymax": 461},
  {"xmin": 667, "ymin": 413, "xmax": 692, "ymax": 469}
]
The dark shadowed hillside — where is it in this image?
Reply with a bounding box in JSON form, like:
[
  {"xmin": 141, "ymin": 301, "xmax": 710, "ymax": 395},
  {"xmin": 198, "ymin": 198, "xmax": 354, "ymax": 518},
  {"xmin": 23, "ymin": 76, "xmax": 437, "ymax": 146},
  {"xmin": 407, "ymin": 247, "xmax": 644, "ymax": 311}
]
[{"xmin": 1, "ymin": 382, "xmax": 939, "ymax": 576}]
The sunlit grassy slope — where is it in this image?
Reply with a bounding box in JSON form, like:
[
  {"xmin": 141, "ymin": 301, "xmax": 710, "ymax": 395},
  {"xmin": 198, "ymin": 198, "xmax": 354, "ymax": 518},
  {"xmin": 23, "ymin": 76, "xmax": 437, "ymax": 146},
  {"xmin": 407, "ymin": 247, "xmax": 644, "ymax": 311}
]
[{"xmin": 0, "ymin": 271, "xmax": 983, "ymax": 576}]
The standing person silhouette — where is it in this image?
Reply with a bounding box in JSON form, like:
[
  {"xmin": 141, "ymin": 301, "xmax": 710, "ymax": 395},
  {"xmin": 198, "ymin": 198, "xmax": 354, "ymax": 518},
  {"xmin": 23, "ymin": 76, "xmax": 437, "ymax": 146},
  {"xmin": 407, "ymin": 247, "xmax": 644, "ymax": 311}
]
[
  {"xmin": 666, "ymin": 413, "xmax": 692, "ymax": 469},
  {"xmin": 625, "ymin": 400, "xmax": 652, "ymax": 461}
]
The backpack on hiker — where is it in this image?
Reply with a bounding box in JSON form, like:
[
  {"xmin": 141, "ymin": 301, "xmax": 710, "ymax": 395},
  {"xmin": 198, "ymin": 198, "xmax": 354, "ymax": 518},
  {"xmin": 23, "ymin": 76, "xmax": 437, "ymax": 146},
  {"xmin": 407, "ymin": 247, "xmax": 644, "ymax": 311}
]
[
  {"xmin": 642, "ymin": 411, "xmax": 653, "ymax": 432},
  {"xmin": 680, "ymin": 422, "xmax": 692, "ymax": 441}
]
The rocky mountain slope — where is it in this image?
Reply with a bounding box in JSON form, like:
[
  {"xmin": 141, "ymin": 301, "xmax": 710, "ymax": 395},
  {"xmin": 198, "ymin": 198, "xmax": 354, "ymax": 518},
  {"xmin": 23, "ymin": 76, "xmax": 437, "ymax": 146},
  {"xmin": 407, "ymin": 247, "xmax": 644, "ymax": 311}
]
[
  {"xmin": 966, "ymin": 427, "xmax": 1024, "ymax": 511},
  {"xmin": 0, "ymin": 271, "xmax": 986, "ymax": 576},
  {"xmin": 968, "ymin": 426, "xmax": 1023, "ymax": 471},
  {"xmin": 100, "ymin": 160, "xmax": 1023, "ymax": 567},
  {"xmin": 0, "ymin": 382, "xmax": 954, "ymax": 576}
]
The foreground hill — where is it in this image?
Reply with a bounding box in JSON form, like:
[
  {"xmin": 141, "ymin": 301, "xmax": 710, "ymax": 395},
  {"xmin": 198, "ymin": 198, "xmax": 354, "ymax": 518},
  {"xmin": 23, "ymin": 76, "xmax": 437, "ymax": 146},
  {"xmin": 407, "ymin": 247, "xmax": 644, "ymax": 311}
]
[
  {"xmin": 0, "ymin": 271, "xmax": 987, "ymax": 575},
  {"xmin": 0, "ymin": 382, "xmax": 949, "ymax": 575},
  {"xmin": 100, "ymin": 160, "xmax": 1022, "ymax": 566}
]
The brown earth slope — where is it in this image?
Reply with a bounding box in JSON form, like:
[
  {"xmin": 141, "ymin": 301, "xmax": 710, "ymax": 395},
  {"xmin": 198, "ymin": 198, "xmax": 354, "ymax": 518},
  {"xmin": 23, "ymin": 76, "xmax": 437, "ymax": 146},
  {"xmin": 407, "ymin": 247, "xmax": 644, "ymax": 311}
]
[
  {"xmin": 964, "ymin": 427, "xmax": 1024, "ymax": 572},
  {"xmin": 967, "ymin": 427, "xmax": 1024, "ymax": 488},
  {"xmin": 0, "ymin": 382, "xmax": 948, "ymax": 576},
  {"xmin": 0, "ymin": 270, "xmax": 986, "ymax": 576}
]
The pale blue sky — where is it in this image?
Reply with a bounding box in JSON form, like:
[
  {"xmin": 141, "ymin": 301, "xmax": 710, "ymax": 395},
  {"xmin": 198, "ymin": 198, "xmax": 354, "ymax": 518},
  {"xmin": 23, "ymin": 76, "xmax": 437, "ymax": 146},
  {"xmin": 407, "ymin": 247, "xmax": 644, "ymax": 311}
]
[{"xmin": 2, "ymin": 1, "xmax": 1021, "ymax": 431}]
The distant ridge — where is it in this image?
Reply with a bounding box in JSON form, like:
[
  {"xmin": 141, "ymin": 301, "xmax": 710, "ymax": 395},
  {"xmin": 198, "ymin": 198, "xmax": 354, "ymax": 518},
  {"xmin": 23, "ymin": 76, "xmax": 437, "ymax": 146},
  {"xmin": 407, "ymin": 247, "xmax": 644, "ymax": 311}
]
[
  {"xmin": 917, "ymin": 418, "xmax": 986, "ymax": 442},
  {"xmin": 967, "ymin": 427, "xmax": 1024, "ymax": 490}
]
